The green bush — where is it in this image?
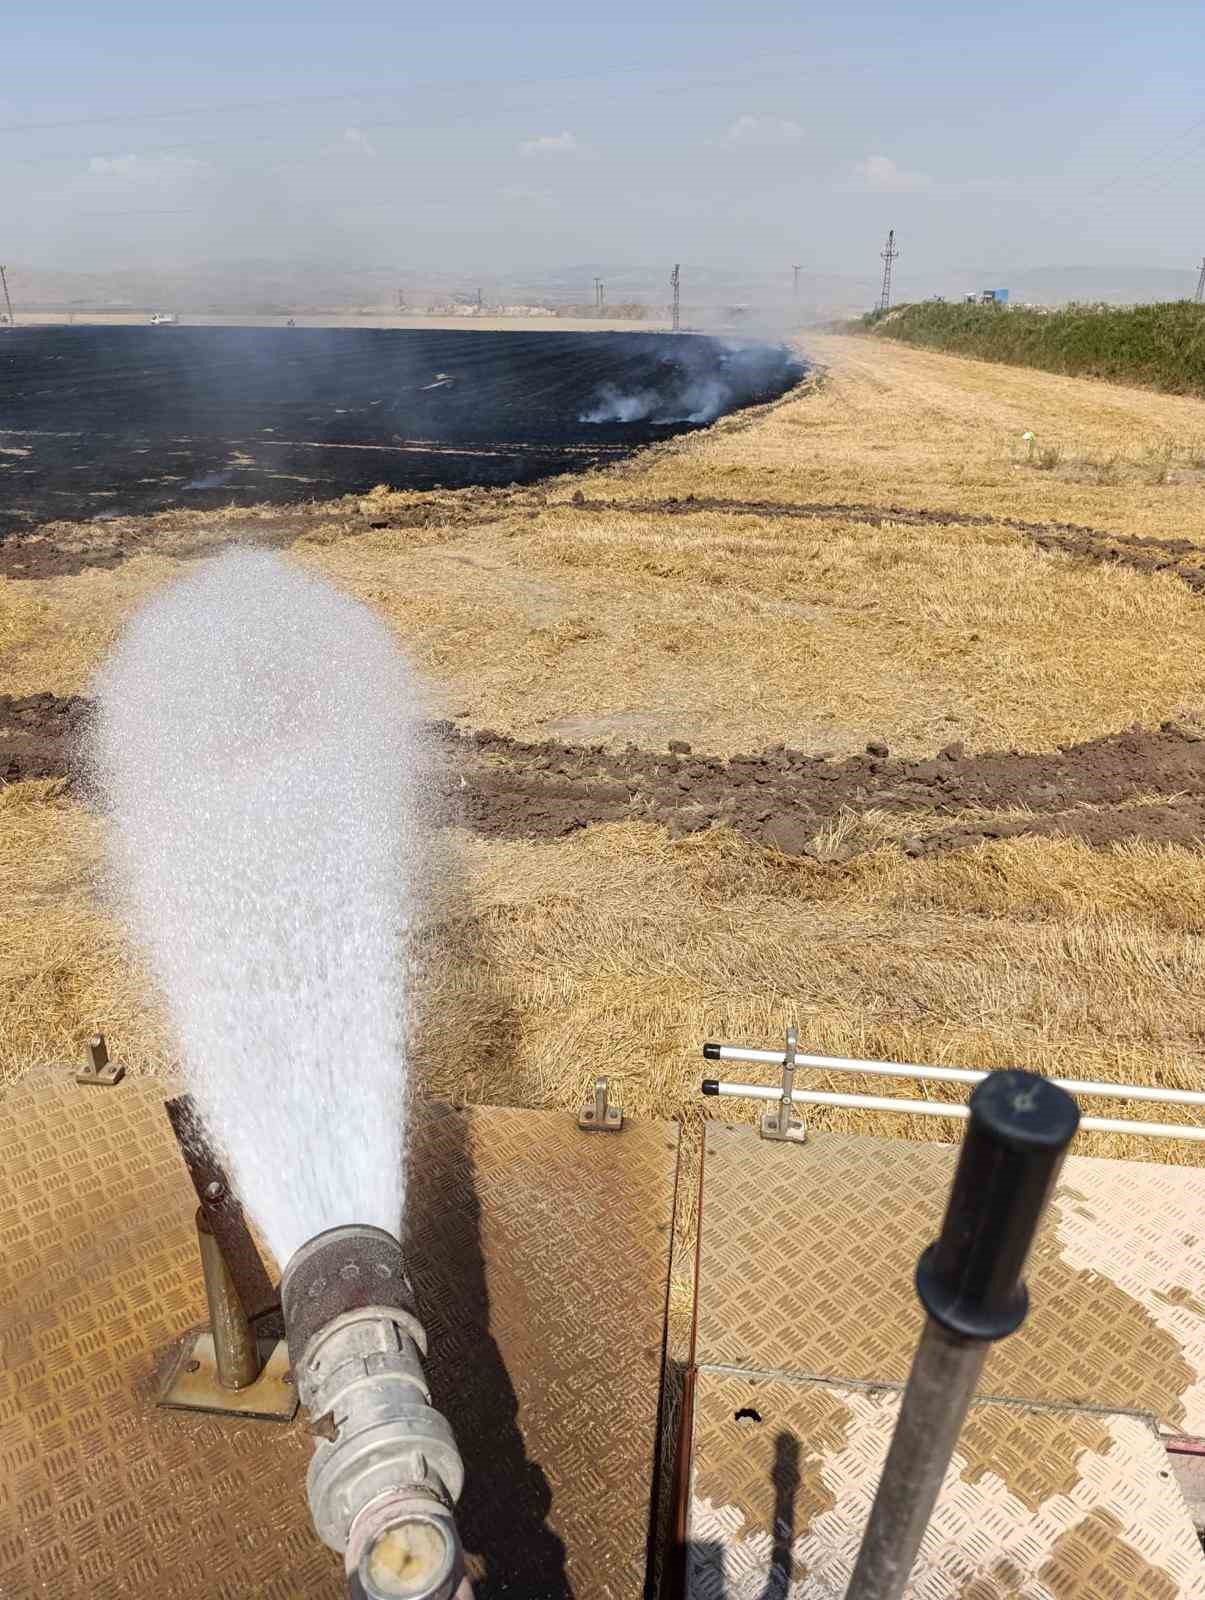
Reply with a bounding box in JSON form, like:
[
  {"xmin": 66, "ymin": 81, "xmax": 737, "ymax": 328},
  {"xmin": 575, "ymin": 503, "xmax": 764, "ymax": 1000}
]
[{"xmin": 865, "ymin": 300, "xmax": 1205, "ymax": 397}]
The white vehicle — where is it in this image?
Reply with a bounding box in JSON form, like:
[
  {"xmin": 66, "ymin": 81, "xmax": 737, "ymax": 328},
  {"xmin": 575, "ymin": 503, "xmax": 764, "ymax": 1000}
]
[{"xmin": 149, "ymin": 313, "xmax": 179, "ymax": 325}]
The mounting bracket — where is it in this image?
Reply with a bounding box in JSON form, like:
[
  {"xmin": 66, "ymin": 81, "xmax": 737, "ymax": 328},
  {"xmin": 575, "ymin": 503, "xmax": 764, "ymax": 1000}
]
[
  {"xmin": 75, "ymin": 1033, "xmax": 125, "ymax": 1087},
  {"xmin": 579, "ymin": 1074, "xmax": 623, "ymax": 1132},
  {"xmin": 760, "ymin": 1025, "xmax": 807, "ymax": 1143}
]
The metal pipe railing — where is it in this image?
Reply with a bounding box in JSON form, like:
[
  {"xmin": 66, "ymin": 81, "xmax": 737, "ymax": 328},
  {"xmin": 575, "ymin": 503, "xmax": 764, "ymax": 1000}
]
[
  {"xmin": 703, "ymin": 1041, "xmax": 1205, "ymax": 1111},
  {"xmin": 700, "ymin": 1034, "xmax": 1205, "ymax": 1143},
  {"xmin": 700, "ymin": 1078, "xmax": 1205, "ymax": 1143}
]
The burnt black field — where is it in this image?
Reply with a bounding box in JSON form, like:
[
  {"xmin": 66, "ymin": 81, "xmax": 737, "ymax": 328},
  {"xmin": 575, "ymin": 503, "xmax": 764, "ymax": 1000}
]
[{"xmin": 0, "ymin": 326, "xmax": 805, "ymax": 536}]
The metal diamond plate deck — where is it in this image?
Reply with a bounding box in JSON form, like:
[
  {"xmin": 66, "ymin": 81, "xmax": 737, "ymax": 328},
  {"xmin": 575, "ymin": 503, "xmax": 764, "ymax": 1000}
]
[
  {"xmin": 696, "ymin": 1124, "xmax": 1205, "ymax": 1436},
  {"xmin": 0, "ymin": 1067, "xmax": 679, "ymax": 1599},
  {"xmin": 685, "ymin": 1368, "xmax": 1205, "ymax": 1598}
]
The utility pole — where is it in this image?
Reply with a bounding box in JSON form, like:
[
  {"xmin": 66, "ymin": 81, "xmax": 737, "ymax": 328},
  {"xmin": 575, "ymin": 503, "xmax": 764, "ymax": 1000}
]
[
  {"xmin": 476, "ymin": 287, "xmax": 483, "ymax": 312},
  {"xmin": 670, "ymin": 263, "xmax": 681, "ymax": 333},
  {"xmin": 793, "ymin": 264, "xmax": 802, "ymax": 302},
  {"xmin": 0, "ymin": 265, "xmax": 13, "ymax": 328},
  {"xmin": 1196, "ymin": 257, "xmax": 1205, "ymax": 305},
  {"xmin": 396, "ymin": 287, "xmax": 406, "ymax": 312},
  {"xmin": 593, "ymin": 276, "xmax": 605, "ymax": 310},
  {"xmin": 878, "ymin": 229, "xmax": 899, "ymax": 312}
]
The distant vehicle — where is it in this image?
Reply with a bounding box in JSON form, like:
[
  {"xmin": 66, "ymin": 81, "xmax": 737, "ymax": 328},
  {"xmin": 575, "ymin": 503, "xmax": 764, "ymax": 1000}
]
[{"xmin": 149, "ymin": 313, "xmax": 179, "ymax": 325}]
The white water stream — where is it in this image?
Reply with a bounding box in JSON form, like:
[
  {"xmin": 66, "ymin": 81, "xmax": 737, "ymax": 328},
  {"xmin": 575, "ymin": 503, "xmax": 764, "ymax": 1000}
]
[{"xmin": 91, "ymin": 548, "xmax": 425, "ymax": 1264}]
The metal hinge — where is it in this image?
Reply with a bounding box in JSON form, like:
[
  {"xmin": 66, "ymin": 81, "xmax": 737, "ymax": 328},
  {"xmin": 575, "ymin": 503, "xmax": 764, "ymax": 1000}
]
[
  {"xmin": 75, "ymin": 1032, "xmax": 125, "ymax": 1087},
  {"xmin": 760, "ymin": 1025, "xmax": 806, "ymax": 1143},
  {"xmin": 578, "ymin": 1075, "xmax": 623, "ymax": 1132}
]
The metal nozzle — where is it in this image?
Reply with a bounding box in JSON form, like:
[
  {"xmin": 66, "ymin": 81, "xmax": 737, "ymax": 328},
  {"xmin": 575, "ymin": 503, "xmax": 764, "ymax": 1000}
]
[
  {"xmin": 281, "ymin": 1224, "xmax": 466, "ymax": 1600},
  {"xmin": 347, "ymin": 1493, "xmax": 460, "ymax": 1600}
]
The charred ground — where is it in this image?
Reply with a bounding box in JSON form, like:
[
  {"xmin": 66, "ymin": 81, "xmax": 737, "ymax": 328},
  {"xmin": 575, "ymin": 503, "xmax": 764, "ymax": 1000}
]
[{"xmin": 0, "ymin": 325, "xmax": 803, "ymax": 537}]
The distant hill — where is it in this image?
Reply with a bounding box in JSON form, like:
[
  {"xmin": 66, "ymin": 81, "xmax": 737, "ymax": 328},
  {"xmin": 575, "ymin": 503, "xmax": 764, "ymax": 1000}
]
[
  {"xmin": 4, "ymin": 258, "xmax": 1197, "ymax": 323},
  {"xmin": 893, "ymin": 266, "xmax": 1202, "ymax": 310},
  {"xmin": 0, "ymin": 258, "xmax": 868, "ymax": 324},
  {"xmin": 986, "ymin": 266, "xmax": 1201, "ymax": 307}
]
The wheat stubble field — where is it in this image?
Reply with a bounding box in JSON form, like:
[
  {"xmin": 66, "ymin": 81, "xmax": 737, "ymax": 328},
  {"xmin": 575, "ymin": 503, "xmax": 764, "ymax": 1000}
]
[{"xmin": 3, "ymin": 330, "xmax": 1205, "ymax": 1161}]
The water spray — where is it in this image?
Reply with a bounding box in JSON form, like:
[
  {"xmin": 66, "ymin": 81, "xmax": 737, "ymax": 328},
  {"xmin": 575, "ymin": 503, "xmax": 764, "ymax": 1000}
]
[{"xmin": 91, "ymin": 547, "xmax": 467, "ymax": 1597}]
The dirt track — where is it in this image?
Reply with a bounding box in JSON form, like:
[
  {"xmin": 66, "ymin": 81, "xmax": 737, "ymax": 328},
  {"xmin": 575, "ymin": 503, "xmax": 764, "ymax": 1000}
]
[
  {"xmin": 11, "ymin": 482, "xmax": 1205, "ymax": 592},
  {"xmin": 570, "ymin": 493, "xmax": 1205, "ymax": 592},
  {"xmin": 9, "ymin": 692, "xmax": 1205, "ymax": 858},
  {"xmin": 0, "ymin": 490, "xmax": 507, "ymax": 581}
]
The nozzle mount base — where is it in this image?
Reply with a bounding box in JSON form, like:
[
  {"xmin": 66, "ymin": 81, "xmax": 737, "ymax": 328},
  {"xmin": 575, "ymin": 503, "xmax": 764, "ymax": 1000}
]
[{"xmin": 158, "ymin": 1328, "xmax": 297, "ymax": 1421}]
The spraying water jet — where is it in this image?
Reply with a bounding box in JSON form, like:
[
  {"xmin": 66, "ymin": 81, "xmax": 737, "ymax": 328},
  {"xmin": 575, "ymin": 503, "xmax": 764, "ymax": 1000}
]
[{"xmin": 89, "ymin": 546, "xmax": 468, "ymax": 1596}]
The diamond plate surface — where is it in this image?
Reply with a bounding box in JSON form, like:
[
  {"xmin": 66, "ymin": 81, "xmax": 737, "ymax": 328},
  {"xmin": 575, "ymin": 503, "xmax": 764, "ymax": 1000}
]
[
  {"xmin": 408, "ymin": 1099, "xmax": 680, "ymax": 1599},
  {"xmin": 686, "ymin": 1368, "xmax": 1205, "ymax": 1598},
  {"xmin": 696, "ymin": 1124, "xmax": 1205, "ymax": 1435},
  {"xmin": 0, "ymin": 1068, "xmax": 678, "ymax": 1598}
]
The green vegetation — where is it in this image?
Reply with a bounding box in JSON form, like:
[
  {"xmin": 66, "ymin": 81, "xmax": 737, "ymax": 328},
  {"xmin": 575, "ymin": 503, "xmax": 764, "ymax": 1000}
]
[{"xmin": 862, "ymin": 300, "xmax": 1205, "ymax": 397}]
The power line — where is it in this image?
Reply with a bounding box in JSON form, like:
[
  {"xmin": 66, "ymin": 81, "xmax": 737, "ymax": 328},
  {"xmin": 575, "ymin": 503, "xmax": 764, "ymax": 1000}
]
[
  {"xmin": 1074, "ymin": 110, "xmax": 1205, "ymax": 206},
  {"xmin": 0, "ymin": 50, "xmax": 829, "ymax": 138},
  {"xmin": 947, "ymin": 121, "xmax": 1205, "ymax": 284},
  {"xmin": 878, "ymin": 229, "xmax": 898, "ymax": 312},
  {"xmin": 0, "ymin": 92, "xmax": 366, "ymax": 135}
]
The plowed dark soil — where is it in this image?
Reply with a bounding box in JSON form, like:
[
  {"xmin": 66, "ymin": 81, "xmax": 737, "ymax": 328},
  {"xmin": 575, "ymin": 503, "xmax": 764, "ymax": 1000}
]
[
  {"xmin": 0, "ymin": 693, "xmax": 92, "ymax": 780},
  {"xmin": 0, "ymin": 490, "xmax": 506, "ymax": 581},
  {"xmin": 8, "ymin": 693, "xmax": 1205, "ymax": 858},
  {"xmin": 8, "ymin": 483, "xmax": 1205, "ymax": 590}
]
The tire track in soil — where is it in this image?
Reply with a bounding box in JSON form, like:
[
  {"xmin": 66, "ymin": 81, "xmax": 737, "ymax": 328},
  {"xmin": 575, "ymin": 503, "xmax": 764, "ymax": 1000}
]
[
  {"xmin": 0, "ymin": 490, "xmax": 511, "ymax": 581},
  {"xmin": 8, "ymin": 693, "xmax": 1205, "ymax": 860},
  {"xmin": 7, "ymin": 489, "xmax": 1205, "ymax": 589},
  {"xmin": 567, "ymin": 494, "xmax": 1205, "ymax": 592}
]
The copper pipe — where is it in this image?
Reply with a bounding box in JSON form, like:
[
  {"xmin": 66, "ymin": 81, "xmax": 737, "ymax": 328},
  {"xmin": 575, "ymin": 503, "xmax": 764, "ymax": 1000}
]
[{"xmin": 196, "ymin": 1207, "xmax": 261, "ymax": 1389}]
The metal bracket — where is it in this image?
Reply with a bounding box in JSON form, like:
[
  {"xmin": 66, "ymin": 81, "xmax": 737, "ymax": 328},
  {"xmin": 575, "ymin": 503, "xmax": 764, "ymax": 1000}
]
[
  {"xmin": 158, "ymin": 1330, "xmax": 296, "ymax": 1421},
  {"xmin": 578, "ymin": 1074, "xmax": 623, "ymax": 1132},
  {"xmin": 164, "ymin": 1093, "xmax": 282, "ymax": 1333},
  {"xmin": 75, "ymin": 1033, "xmax": 125, "ymax": 1087},
  {"xmin": 760, "ymin": 1026, "xmax": 806, "ymax": 1144}
]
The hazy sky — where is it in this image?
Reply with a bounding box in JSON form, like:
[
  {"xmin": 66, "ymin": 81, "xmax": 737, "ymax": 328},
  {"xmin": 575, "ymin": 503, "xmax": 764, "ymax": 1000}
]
[{"xmin": 5, "ymin": 1, "xmax": 1205, "ymax": 294}]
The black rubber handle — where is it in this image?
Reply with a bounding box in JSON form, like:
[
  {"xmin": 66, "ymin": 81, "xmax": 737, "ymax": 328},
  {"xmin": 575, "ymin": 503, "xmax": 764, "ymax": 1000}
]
[{"xmin": 915, "ymin": 1069, "xmax": 1079, "ymax": 1341}]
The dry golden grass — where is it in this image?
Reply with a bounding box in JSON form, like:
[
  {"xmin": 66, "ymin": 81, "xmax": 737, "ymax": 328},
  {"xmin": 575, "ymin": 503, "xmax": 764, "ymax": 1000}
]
[
  {"xmin": 2, "ymin": 334, "xmax": 1204, "ymax": 1167},
  {"xmin": 3, "ymin": 789, "xmax": 1203, "ymax": 1160},
  {"xmin": 9, "ymin": 517, "xmax": 1204, "ymax": 760},
  {"xmin": 588, "ymin": 333, "xmax": 1205, "ymax": 536}
]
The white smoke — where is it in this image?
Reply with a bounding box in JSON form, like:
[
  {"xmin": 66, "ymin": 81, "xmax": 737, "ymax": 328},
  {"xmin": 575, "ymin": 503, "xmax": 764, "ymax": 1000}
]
[{"xmin": 580, "ymin": 338, "xmax": 804, "ymax": 426}]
